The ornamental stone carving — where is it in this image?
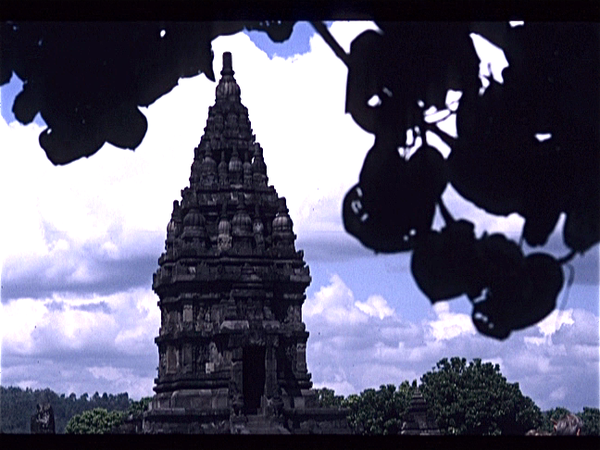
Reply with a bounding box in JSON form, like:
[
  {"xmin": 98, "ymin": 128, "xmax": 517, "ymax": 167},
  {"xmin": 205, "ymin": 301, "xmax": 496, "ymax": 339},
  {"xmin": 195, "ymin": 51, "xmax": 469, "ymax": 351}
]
[{"xmin": 145, "ymin": 52, "xmax": 348, "ymax": 435}]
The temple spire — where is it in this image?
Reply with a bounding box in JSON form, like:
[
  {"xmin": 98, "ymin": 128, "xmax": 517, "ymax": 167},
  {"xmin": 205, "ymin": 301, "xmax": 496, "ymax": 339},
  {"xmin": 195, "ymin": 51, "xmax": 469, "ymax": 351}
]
[
  {"xmin": 147, "ymin": 52, "xmax": 348, "ymax": 434},
  {"xmin": 222, "ymin": 52, "xmax": 234, "ymax": 76},
  {"xmin": 216, "ymin": 52, "xmax": 241, "ymax": 101}
]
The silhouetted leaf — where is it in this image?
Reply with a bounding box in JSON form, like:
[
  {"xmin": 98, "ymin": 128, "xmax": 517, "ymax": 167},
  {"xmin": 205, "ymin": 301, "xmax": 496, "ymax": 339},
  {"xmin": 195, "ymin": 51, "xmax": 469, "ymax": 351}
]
[
  {"xmin": 345, "ymin": 29, "xmax": 387, "ymax": 134},
  {"xmin": 411, "ymin": 220, "xmax": 478, "ymax": 303},
  {"xmin": 344, "ymin": 139, "xmax": 448, "ymax": 253},
  {"xmin": 103, "ymin": 104, "xmax": 148, "ymax": 150},
  {"xmin": 522, "ymin": 208, "xmax": 561, "ymax": 248},
  {"xmin": 0, "ymin": 22, "xmax": 249, "ymax": 164},
  {"xmin": 510, "ymin": 253, "xmax": 562, "ymax": 331},
  {"xmin": 470, "ymin": 245, "xmax": 563, "ymax": 340}
]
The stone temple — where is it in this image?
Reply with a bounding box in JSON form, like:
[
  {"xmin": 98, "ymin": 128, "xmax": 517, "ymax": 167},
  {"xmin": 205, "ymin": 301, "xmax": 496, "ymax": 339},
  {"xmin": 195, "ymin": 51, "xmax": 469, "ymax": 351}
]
[{"xmin": 142, "ymin": 53, "xmax": 349, "ymax": 434}]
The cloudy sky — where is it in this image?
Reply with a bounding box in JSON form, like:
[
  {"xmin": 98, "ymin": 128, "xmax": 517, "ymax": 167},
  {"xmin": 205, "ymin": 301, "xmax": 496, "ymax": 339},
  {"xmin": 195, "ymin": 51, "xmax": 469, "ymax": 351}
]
[{"xmin": 1, "ymin": 22, "xmax": 598, "ymax": 412}]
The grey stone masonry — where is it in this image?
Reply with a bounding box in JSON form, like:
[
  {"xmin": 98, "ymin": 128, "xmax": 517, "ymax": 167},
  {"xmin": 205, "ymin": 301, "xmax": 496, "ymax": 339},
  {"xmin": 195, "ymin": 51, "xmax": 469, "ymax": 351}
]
[
  {"xmin": 400, "ymin": 388, "xmax": 441, "ymax": 435},
  {"xmin": 143, "ymin": 52, "xmax": 349, "ymax": 434}
]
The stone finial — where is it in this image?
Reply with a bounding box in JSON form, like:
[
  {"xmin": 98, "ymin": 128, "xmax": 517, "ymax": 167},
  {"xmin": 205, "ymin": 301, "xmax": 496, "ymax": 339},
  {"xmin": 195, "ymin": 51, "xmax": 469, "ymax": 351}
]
[{"xmin": 222, "ymin": 52, "xmax": 233, "ymax": 76}]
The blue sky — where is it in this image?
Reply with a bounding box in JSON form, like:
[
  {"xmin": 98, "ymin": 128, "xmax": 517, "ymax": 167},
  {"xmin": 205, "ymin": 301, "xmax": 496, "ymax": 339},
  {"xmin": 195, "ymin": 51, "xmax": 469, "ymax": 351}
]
[{"xmin": 1, "ymin": 22, "xmax": 598, "ymax": 413}]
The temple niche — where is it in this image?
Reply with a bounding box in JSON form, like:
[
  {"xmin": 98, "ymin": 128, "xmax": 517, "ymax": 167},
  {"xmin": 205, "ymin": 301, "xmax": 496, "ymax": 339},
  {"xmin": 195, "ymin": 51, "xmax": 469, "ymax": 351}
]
[{"xmin": 142, "ymin": 52, "xmax": 349, "ymax": 434}]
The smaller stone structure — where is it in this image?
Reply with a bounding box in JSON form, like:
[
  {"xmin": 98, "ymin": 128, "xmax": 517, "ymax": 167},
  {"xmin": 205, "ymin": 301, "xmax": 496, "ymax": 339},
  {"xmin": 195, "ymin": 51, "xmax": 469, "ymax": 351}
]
[
  {"xmin": 553, "ymin": 413, "xmax": 583, "ymax": 436},
  {"xmin": 400, "ymin": 389, "xmax": 440, "ymax": 435},
  {"xmin": 30, "ymin": 403, "xmax": 55, "ymax": 434}
]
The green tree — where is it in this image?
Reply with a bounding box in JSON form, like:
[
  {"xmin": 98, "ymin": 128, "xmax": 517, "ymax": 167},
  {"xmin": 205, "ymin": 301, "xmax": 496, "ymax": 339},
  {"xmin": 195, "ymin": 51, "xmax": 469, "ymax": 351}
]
[
  {"xmin": 65, "ymin": 408, "xmax": 125, "ymax": 434},
  {"xmin": 579, "ymin": 407, "xmax": 600, "ymax": 436},
  {"xmin": 126, "ymin": 397, "xmax": 153, "ymax": 418},
  {"xmin": 341, "ymin": 382, "xmax": 415, "ymax": 435},
  {"xmin": 315, "ymin": 388, "xmax": 344, "ymax": 409},
  {"xmin": 420, "ymin": 357, "xmax": 543, "ymax": 435},
  {"xmin": 104, "ymin": 396, "xmax": 154, "ymax": 433}
]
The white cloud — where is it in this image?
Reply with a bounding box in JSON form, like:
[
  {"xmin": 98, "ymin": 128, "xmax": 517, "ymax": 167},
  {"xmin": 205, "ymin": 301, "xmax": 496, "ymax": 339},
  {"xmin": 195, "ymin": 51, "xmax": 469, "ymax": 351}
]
[
  {"xmin": 429, "ymin": 302, "xmax": 477, "ymax": 341},
  {"xmin": 537, "ymin": 309, "xmax": 575, "ymax": 337},
  {"xmin": 303, "ymin": 274, "xmax": 368, "ymax": 325},
  {"xmin": 3, "ymin": 289, "xmax": 158, "ymax": 357},
  {"xmin": 1, "ymin": 23, "xmax": 377, "ymax": 302},
  {"xmin": 304, "ymin": 273, "xmax": 598, "ymax": 411},
  {"xmin": 550, "ymin": 386, "xmax": 568, "ymax": 402},
  {"xmin": 305, "ymin": 273, "xmax": 451, "ymax": 391},
  {"xmin": 355, "ymin": 294, "xmax": 394, "ymax": 320},
  {"xmin": 1, "ymin": 298, "xmax": 48, "ymax": 354},
  {"xmin": 438, "ymin": 184, "xmax": 526, "ymax": 238},
  {"xmin": 1, "ymin": 287, "xmax": 160, "ymax": 398},
  {"xmin": 1, "ymin": 23, "xmax": 597, "ymax": 412},
  {"xmin": 312, "ymin": 379, "xmax": 356, "ymax": 397},
  {"xmin": 89, "ymin": 366, "xmax": 129, "ymax": 382}
]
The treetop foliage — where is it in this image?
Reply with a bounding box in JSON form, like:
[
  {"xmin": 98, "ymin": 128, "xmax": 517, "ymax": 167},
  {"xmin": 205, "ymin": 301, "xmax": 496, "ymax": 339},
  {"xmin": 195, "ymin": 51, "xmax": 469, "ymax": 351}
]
[
  {"xmin": 64, "ymin": 407, "xmax": 125, "ymax": 434},
  {"xmin": 342, "ymin": 382, "xmax": 415, "ymax": 435},
  {"xmin": 1, "ymin": 20, "xmax": 598, "ymax": 340},
  {"xmin": 316, "ymin": 356, "xmax": 598, "ymax": 435},
  {"xmin": 419, "ymin": 357, "xmax": 543, "ymax": 435}
]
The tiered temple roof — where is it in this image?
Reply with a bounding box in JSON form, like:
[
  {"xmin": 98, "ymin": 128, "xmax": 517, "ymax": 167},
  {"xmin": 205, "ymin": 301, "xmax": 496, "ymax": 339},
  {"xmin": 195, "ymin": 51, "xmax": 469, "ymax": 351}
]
[{"xmin": 143, "ymin": 52, "xmax": 348, "ymax": 434}]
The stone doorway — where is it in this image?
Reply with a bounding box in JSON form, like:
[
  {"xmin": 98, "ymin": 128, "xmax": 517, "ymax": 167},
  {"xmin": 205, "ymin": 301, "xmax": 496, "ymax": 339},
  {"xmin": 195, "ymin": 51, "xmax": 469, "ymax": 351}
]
[{"xmin": 242, "ymin": 346, "xmax": 266, "ymax": 414}]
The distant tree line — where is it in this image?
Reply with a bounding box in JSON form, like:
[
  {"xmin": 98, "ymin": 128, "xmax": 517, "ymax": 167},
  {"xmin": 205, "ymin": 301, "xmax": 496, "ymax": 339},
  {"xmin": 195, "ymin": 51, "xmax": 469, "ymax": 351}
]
[
  {"xmin": 2, "ymin": 357, "xmax": 598, "ymax": 435},
  {"xmin": 64, "ymin": 397, "xmax": 152, "ymax": 434},
  {"xmin": 315, "ymin": 357, "xmax": 600, "ymax": 436},
  {"xmin": 0, "ymin": 386, "xmax": 131, "ymax": 433}
]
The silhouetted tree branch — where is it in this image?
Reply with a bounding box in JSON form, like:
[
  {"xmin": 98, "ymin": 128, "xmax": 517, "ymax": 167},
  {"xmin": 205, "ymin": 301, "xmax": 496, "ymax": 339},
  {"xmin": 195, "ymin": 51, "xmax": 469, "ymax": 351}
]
[{"xmin": 1, "ymin": 19, "xmax": 598, "ymax": 340}]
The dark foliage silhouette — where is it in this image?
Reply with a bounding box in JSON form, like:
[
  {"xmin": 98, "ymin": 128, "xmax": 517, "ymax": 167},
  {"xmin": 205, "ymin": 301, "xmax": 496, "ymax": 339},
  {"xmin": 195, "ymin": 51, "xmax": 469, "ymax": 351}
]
[
  {"xmin": 339, "ymin": 22, "xmax": 598, "ymax": 340},
  {"xmin": 1, "ymin": 21, "xmax": 598, "ymax": 340},
  {"xmin": 0, "ymin": 21, "xmax": 289, "ymax": 164}
]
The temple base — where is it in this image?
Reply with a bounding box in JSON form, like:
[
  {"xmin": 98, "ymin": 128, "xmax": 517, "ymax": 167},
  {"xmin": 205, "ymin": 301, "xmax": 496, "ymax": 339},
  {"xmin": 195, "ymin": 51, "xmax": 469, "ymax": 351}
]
[{"xmin": 141, "ymin": 389, "xmax": 350, "ymax": 434}]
